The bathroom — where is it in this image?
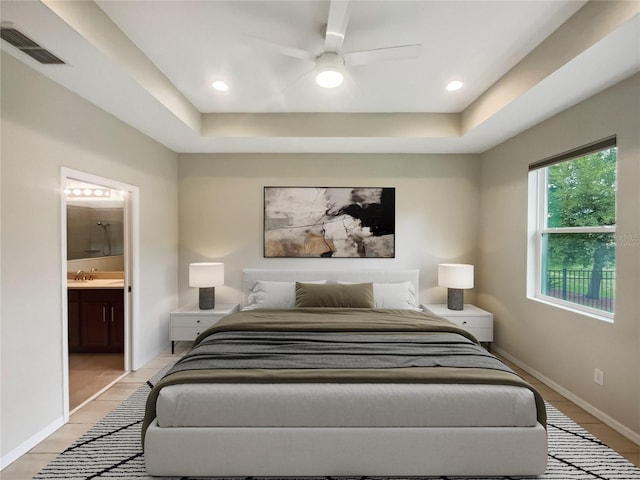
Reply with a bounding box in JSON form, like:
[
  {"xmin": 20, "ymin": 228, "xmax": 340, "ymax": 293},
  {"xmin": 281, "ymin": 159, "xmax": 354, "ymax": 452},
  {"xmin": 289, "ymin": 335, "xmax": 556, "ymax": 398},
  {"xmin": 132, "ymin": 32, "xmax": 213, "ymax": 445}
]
[{"xmin": 65, "ymin": 180, "xmax": 126, "ymax": 410}]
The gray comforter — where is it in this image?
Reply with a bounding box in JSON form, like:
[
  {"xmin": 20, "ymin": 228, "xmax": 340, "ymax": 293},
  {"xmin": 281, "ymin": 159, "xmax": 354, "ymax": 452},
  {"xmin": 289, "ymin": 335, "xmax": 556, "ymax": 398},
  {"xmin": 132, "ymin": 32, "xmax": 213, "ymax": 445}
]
[
  {"xmin": 168, "ymin": 330, "xmax": 513, "ymax": 372},
  {"xmin": 142, "ymin": 308, "xmax": 546, "ymax": 446}
]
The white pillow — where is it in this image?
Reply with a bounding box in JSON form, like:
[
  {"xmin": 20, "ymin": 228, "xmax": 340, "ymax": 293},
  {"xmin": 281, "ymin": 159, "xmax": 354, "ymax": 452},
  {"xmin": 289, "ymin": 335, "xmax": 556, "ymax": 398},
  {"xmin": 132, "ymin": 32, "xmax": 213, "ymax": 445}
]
[
  {"xmin": 244, "ymin": 280, "xmax": 326, "ymax": 310},
  {"xmin": 338, "ymin": 281, "xmax": 419, "ymax": 310},
  {"xmin": 373, "ymin": 282, "xmax": 419, "ymax": 310}
]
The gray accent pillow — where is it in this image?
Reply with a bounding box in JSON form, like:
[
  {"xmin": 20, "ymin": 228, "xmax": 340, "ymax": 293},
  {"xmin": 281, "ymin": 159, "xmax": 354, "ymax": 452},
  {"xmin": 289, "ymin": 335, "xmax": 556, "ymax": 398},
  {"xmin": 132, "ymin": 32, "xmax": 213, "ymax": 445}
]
[{"xmin": 295, "ymin": 282, "xmax": 375, "ymax": 308}]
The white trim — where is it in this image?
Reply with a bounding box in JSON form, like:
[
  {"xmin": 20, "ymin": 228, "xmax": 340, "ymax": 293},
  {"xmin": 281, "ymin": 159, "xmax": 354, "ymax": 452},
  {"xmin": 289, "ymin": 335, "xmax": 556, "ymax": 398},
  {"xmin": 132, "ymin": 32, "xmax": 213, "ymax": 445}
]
[
  {"xmin": 494, "ymin": 346, "xmax": 640, "ymax": 446},
  {"xmin": 542, "ymin": 226, "xmax": 616, "ymax": 234},
  {"xmin": 60, "ymin": 171, "xmax": 71, "ymax": 421},
  {"xmin": 530, "ymin": 294, "xmax": 614, "ymax": 322},
  {"xmin": 0, "ymin": 416, "xmax": 65, "ymax": 469},
  {"xmin": 60, "ymin": 167, "xmax": 139, "ymax": 411},
  {"xmin": 127, "ymin": 188, "xmax": 140, "ymax": 370},
  {"xmin": 526, "ymin": 171, "xmax": 542, "ymax": 299},
  {"xmin": 527, "ymin": 167, "xmax": 616, "ymax": 321}
]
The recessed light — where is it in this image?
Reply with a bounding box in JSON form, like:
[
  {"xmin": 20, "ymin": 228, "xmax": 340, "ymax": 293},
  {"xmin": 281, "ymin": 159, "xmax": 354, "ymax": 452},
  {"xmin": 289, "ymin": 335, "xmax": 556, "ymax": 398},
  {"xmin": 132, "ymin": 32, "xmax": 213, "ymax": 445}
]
[
  {"xmin": 211, "ymin": 80, "xmax": 229, "ymax": 92},
  {"xmin": 446, "ymin": 80, "xmax": 464, "ymax": 91}
]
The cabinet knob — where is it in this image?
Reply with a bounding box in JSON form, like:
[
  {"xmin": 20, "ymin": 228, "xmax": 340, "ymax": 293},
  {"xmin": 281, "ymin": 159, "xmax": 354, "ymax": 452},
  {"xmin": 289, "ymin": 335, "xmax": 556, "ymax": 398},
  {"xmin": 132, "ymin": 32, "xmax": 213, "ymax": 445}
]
[
  {"xmin": 462, "ymin": 321, "xmax": 467, "ymax": 325},
  {"xmin": 197, "ymin": 319, "xmax": 200, "ymax": 323}
]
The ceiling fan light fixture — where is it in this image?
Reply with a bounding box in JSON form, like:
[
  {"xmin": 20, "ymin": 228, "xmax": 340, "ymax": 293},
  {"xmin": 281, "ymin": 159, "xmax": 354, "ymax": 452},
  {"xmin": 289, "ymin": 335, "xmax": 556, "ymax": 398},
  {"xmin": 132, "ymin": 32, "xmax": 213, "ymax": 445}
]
[
  {"xmin": 315, "ymin": 52, "xmax": 345, "ymax": 88},
  {"xmin": 316, "ymin": 68, "xmax": 344, "ymax": 88}
]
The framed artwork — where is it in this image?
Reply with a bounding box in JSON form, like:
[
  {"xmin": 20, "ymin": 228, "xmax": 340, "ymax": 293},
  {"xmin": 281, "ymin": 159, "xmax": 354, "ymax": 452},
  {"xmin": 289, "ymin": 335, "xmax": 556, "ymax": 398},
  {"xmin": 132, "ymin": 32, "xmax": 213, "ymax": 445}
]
[{"xmin": 264, "ymin": 186, "xmax": 395, "ymax": 258}]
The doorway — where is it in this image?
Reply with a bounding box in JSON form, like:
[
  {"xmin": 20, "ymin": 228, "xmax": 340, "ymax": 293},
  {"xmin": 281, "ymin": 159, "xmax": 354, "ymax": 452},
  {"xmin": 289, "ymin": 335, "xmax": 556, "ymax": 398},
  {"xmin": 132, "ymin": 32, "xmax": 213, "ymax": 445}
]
[{"xmin": 61, "ymin": 168, "xmax": 138, "ymax": 416}]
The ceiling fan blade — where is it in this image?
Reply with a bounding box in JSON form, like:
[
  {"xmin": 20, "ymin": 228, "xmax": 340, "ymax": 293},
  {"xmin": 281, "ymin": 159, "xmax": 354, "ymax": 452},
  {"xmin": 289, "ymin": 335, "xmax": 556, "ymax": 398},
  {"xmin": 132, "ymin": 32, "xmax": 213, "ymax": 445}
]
[
  {"xmin": 343, "ymin": 44, "xmax": 421, "ymax": 66},
  {"xmin": 324, "ymin": 1, "xmax": 350, "ymax": 53},
  {"xmin": 246, "ymin": 35, "xmax": 315, "ymax": 63},
  {"xmin": 253, "ymin": 67, "xmax": 315, "ymax": 111}
]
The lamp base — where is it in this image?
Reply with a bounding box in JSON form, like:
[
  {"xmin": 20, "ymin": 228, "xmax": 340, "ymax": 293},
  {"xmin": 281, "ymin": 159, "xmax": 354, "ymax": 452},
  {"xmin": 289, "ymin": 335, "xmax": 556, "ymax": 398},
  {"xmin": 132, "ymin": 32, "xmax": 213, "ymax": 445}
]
[
  {"xmin": 447, "ymin": 288, "xmax": 463, "ymax": 310},
  {"xmin": 199, "ymin": 287, "xmax": 215, "ymax": 310}
]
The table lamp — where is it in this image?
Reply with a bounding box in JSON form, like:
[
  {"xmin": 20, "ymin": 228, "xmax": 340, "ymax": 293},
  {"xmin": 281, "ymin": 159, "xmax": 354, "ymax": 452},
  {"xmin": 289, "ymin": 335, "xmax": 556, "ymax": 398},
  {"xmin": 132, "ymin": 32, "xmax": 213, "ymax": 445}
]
[
  {"xmin": 189, "ymin": 262, "xmax": 224, "ymax": 310},
  {"xmin": 438, "ymin": 263, "xmax": 474, "ymax": 311}
]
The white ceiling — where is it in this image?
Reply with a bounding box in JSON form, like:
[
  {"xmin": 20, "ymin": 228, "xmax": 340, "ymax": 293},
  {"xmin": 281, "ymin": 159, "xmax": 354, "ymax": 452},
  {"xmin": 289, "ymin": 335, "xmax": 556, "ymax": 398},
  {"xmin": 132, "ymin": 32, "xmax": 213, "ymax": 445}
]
[{"xmin": 1, "ymin": 1, "xmax": 639, "ymax": 154}]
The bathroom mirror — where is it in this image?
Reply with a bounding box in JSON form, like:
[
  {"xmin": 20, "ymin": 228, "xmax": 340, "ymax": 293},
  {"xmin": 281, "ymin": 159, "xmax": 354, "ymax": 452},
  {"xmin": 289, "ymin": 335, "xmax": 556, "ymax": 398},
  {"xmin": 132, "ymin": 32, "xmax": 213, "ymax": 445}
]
[{"xmin": 66, "ymin": 180, "xmax": 125, "ymax": 260}]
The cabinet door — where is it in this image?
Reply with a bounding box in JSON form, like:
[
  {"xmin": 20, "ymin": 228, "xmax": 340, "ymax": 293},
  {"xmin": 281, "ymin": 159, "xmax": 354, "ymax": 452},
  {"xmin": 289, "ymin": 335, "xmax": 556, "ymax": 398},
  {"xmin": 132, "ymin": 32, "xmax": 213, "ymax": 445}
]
[
  {"xmin": 68, "ymin": 290, "xmax": 81, "ymax": 352},
  {"xmin": 80, "ymin": 301, "xmax": 111, "ymax": 348},
  {"xmin": 109, "ymin": 294, "xmax": 125, "ymax": 351}
]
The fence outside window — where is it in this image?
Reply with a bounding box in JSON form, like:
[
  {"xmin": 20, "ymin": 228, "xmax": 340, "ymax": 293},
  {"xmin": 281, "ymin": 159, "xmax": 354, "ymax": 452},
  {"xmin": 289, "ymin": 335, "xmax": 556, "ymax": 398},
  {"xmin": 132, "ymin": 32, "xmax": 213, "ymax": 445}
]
[{"xmin": 544, "ymin": 269, "xmax": 614, "ymax": 312}]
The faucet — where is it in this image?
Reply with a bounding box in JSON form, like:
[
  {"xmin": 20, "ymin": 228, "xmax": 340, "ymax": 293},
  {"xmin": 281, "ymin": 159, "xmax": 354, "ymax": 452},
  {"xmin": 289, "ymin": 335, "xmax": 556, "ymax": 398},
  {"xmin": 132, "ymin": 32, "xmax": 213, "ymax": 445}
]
[
  {"xmin": 74, "ymin": 270, "xmax": 86, "ymax": 281},
  {"xmin": 89, "ymin": 268, "xmax": 98, "ymax": 280}
]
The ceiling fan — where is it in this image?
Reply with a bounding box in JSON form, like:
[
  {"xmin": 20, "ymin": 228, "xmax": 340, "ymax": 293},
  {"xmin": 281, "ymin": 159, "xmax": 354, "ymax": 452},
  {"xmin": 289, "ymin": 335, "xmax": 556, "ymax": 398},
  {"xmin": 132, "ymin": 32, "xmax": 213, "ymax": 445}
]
[{"xmin": 255, "ymin": 1, "xmax": 421, "ymax": 88}]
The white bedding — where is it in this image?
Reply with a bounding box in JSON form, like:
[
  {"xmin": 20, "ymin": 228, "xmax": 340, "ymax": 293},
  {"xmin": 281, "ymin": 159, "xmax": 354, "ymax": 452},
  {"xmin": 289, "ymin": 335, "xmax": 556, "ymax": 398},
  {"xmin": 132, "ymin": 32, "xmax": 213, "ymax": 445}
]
[{"xmin": 156, "ymin": 382, "xmax": 537, "ymax": 428}]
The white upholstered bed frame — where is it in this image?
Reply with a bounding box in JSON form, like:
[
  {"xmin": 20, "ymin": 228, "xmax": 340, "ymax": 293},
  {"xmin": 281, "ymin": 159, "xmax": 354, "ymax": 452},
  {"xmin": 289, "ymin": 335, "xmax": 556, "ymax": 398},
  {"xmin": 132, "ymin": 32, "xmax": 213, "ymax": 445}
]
[{"xmin": 145, "ymin": 269, "xmax": 547, "ymax": 477}]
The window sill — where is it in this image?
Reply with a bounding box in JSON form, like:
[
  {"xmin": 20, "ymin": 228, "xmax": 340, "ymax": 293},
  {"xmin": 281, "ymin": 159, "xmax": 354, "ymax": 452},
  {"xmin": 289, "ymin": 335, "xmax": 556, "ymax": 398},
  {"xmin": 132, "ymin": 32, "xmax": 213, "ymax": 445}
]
[{"xmin": 528, "ymin": 295, "xmax": 614, "ymax": 323}]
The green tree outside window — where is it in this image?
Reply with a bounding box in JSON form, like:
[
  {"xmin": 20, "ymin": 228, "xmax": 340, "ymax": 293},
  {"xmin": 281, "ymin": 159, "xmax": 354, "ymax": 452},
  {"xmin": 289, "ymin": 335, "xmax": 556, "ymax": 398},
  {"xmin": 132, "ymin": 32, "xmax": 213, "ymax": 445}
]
[{"xmin": 542, "ymin": 147, "xmax": 616, "ymax": 310}]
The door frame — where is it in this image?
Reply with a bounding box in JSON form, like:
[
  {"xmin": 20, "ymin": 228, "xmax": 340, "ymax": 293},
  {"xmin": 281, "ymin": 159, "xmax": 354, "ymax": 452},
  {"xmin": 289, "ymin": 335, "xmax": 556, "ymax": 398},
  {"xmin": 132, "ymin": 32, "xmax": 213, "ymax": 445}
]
[{"xmin": 60, "ymin": 167, "xmax": 139, "ymax": 418}]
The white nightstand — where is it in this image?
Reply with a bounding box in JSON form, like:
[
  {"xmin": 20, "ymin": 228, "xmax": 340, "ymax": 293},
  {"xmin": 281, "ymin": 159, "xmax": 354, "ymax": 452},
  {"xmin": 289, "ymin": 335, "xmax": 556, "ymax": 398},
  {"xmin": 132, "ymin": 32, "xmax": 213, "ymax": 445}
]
[
  {"xmin": 422, "ymin": 304, "xmax": 494, "ymax": 351},
  {"xmin": 170, "ymin": 303, "xmax": 239, "ymax": 354}
]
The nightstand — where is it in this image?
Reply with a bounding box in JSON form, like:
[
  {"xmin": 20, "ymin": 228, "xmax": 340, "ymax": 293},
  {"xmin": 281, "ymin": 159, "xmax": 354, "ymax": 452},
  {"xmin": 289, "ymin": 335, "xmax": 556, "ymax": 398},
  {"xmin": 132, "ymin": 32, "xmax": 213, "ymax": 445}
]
[
  {"xmin": 422, "ymin": 303, "xmax": 494, "ymax": 351},
  {"xmin": 170, "ymin": 303, "xmax": 239, "ymax": 354}
]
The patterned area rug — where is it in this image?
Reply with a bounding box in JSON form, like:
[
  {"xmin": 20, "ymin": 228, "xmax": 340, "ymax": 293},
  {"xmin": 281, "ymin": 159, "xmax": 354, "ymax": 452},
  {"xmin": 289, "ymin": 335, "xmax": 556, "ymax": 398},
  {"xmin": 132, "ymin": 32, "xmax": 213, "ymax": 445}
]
[{"xmin": 34, "ymin": 372, "xmax": 640, "ymax": 480}]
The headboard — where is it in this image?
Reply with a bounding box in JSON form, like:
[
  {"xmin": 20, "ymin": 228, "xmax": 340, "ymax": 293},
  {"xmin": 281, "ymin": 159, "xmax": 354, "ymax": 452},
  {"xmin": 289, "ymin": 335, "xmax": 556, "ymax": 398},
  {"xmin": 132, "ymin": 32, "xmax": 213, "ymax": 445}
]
[{"xmin": 241, "ymin": 268, "xmax": 419, "ymax": 307}]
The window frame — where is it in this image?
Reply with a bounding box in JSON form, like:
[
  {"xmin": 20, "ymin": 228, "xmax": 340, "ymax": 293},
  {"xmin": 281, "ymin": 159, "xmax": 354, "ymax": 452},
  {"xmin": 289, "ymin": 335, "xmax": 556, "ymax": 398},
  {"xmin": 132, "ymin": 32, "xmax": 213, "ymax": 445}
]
[{"xmin": 527, "ymin": 137, "xmax": 617, "ymax": 321}]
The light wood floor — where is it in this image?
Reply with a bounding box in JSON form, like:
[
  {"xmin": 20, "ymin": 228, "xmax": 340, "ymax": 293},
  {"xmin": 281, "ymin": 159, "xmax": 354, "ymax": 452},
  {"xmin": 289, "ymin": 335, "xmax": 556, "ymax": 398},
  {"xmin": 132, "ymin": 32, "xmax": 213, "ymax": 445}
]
[{"xmin": 2, "ymin": 343, "xmax": 638, "ymax": 479}]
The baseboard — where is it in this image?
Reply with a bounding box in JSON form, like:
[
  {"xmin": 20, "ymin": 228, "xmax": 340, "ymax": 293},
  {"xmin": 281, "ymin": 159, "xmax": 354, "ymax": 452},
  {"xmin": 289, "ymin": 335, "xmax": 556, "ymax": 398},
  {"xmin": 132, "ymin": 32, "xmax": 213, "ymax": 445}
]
[
  {"xmin": 494, "ymin": 346, "xmax": 640, "ymax": 446},
  {"xmin": 0, "ymin": 416, "xmax": 65, "ymax": 470}
]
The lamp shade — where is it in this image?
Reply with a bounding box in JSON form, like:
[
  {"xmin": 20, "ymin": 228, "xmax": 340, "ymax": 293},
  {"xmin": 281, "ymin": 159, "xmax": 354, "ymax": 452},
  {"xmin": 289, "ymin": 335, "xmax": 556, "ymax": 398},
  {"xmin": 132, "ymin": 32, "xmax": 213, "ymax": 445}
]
[
  {"xmin": 438, "ymin": 264, "xmax": 474, "ymax": 289},
  {"xmin": 189, "ymin": 262, "xmax": 224, "ymax": 288}
]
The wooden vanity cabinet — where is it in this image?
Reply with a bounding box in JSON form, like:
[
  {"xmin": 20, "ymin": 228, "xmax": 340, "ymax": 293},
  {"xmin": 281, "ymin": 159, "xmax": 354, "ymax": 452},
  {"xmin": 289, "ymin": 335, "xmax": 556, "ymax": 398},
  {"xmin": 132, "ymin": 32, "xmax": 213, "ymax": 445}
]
[
  {"xmin": 68, "ymin": 289, "xmax": 81, "ymax": 351},
  {"xmin": 68, "ymin": 288, "xmax": 124, "ymax": 353}
]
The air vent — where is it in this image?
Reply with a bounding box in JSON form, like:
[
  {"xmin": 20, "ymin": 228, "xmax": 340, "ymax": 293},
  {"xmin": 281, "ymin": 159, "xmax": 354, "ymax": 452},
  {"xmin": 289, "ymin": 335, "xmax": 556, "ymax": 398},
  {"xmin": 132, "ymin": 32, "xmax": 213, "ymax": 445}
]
[{"xmin": 1, "ymin": 26, "xmax": 65, "ymax": 65}]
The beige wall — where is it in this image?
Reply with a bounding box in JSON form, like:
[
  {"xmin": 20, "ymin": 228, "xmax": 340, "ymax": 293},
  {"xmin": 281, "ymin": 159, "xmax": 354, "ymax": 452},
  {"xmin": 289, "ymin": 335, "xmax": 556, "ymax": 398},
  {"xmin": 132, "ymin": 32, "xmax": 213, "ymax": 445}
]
[
  {"xmin": 177, "ymin": 153, "xmax": 481, "ymax": 307},
  {"xmin": 0, "ymin": 53, "xmax": 179, "ymax": 462},
  {"xmin": 2, "ymin": 42, "xmax": 637, "ymax": 468},
  {"xmin": 478, "ymin": 74, "xmax": 640, "ymax": 439}
]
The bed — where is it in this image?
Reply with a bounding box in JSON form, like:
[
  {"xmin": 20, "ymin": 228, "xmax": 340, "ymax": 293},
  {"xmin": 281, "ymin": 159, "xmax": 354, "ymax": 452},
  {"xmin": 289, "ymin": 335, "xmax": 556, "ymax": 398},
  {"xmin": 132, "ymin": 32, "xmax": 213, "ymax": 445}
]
[{"xmin": 143, "ymin": 269, "xmax": 547, "ymax": 477}]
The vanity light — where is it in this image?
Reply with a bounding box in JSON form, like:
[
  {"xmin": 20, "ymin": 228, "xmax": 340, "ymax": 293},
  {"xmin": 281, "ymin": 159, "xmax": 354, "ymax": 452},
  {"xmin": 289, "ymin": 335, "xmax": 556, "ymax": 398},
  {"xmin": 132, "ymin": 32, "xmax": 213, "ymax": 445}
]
[
  {"xmin": 211, "ymin": 80, "xmax": 230, "ymax": 92},
  {"xmin": 66, "ymin": 188, "xmax": 111, "ymax": 199},
  {"xmin": 446, "ymin": 80, "xmax": 464, "ymax": 91}
]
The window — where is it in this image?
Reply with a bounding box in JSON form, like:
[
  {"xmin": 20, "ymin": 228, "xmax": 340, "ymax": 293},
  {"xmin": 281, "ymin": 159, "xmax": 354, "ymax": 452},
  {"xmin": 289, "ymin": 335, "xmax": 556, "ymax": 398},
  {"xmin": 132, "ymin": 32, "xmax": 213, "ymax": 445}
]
[{"xmin": 528, "ymin": 137, "xmax": 617, "ymax": 319}]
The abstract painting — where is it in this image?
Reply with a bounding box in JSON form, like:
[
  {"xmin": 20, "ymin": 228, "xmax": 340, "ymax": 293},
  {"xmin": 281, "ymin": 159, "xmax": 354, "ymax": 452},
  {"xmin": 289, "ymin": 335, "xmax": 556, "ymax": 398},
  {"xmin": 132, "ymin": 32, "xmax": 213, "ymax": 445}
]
[{"xmin": 264, "ymin": 187, "xmax": 395, "ymax": 258}]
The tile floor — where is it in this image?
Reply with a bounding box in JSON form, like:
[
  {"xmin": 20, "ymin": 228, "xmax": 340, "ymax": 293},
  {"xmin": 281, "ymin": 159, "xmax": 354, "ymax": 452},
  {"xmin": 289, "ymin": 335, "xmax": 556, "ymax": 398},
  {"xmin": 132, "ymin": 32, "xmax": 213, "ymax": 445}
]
[
  {"xmin": 1, "ymin": 343, "xmax": 638, "ymax": 479},
  {"xmin": 68, "ymin": 353, "xmax": 125, "ymax": 410}
]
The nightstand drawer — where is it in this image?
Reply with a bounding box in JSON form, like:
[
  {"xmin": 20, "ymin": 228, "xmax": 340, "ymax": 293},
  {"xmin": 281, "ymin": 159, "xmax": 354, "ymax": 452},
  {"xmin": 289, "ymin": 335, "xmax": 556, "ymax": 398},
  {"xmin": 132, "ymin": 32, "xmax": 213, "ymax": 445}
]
[
  {"xmin": 447, "ymin": 317, "xmax": 493, "ymax": 342},
  {"xmin": 171, "ymin": 326, "xmax": 212, "ymax": 340},
  {"xmin": 448, "ymin": 316, "xmax": 493, "ymax": 329},
  {"xmin": 457, "ymin": 326, "xmax": 493, "ymax": 343},
  {"xmin": 171, "ymin": 315, "xmax": 221, "ymax": 328}
]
